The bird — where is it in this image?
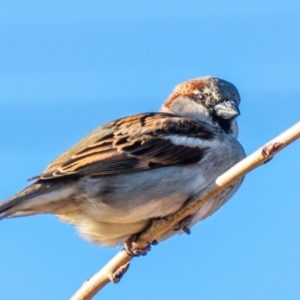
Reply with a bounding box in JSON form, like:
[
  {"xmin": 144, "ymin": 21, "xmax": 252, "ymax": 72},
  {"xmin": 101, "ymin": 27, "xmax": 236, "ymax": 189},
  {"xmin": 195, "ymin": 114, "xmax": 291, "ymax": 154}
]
[{"xmin": 0, "ymin": 76, "xmax": 245, "ymax": 255}]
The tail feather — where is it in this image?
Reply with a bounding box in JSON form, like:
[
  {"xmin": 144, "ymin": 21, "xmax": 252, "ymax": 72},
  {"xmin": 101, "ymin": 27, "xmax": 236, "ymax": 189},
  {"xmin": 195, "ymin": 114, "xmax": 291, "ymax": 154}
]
[
  {"xmin": 0, "ymin": 179, "xmax": 80, "ymax": 219},
  {"xmin": 0, "ymin": 183, "xmax": 44, "ymax": 219}
]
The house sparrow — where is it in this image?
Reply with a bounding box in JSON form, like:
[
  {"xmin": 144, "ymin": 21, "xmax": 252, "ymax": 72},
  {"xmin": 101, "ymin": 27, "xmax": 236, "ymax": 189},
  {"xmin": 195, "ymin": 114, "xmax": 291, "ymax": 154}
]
[{"xmin": 0, "ymin": 76, "xmax": 245, "ymax": 253}]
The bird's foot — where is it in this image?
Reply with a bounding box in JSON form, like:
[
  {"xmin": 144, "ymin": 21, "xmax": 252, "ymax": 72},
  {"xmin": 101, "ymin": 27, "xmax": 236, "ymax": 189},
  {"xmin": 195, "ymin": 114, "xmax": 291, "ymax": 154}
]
[
  {"xmin": 124, "ymin": 234, "xmax": 153, "ymax": 257},
  {"xmin": 173, "ymin": 215, "xmax": 193, "ymax": 235},
  {"xmin": 112, "ymin": 262, "xmax": 130, "ymax": 283}
]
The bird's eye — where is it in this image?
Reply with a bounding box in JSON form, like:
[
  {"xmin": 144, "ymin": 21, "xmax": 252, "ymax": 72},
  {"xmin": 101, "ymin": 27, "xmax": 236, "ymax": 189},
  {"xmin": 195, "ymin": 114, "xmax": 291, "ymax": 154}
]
[{"xmin": 196, "ymin": 93, "xmax": 204, "ymax": 101}]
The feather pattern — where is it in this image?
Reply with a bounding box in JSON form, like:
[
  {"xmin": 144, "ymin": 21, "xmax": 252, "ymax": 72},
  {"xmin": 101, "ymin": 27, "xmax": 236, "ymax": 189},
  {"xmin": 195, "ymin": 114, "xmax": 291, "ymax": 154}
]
[
  {"xmin": 0, "ymin": 76, "xmax": 246, "ymax": 248},
  {"xmin": 40, "ymin": 112, "xmax": 216, "ymax": 179}
]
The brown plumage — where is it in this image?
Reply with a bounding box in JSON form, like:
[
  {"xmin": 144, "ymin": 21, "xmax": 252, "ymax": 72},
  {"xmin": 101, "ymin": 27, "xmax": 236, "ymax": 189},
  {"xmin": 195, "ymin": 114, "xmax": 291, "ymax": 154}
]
[
  {"xmin": 40, "ymin": 113, "xmax": 215, "ymax": 179},
  {"xmin": 0, "ymin": 76, "xmax": 245, "ymax": 249}
]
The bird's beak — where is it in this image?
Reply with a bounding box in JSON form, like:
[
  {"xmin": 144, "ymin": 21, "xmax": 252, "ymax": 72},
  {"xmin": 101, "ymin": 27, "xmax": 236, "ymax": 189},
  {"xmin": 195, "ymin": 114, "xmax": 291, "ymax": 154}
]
[{"xmin": 214, "ymin": 99, "xmax": 240, "ymax": 120}]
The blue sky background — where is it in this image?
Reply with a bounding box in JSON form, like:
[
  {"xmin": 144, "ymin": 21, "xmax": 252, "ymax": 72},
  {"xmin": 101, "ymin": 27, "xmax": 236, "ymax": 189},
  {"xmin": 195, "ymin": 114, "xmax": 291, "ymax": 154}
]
[{"xmin": 0, "ymin": 1, "xmax": 300, "ymax": 299}]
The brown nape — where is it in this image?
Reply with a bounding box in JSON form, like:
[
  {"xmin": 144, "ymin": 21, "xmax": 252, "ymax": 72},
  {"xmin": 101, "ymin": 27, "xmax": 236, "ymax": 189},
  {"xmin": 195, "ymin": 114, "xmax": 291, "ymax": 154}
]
[
  {"xmin": 164, "ymin": 80, "xmax": 207, "ymax": 109},
  {"xmin": 163, "ymin": 92, "xmax": 180, "ymax": 109}
]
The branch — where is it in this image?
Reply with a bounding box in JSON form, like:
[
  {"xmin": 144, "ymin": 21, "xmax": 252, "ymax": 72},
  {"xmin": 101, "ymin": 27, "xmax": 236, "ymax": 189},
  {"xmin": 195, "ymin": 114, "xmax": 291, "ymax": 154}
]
[
  {"xmin": 71, "ymin": 251, "xmax": 132, "ymax": 300},
  {"xmin": 71, "ymin": 121, "xmax": 300, "ymax": 300}
]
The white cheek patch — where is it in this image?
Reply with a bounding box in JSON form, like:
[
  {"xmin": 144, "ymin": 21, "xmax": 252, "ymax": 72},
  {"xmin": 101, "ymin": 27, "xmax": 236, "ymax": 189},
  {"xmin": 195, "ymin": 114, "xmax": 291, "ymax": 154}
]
[{"xmin": 164, "ymin": 135, "xmax": 219, "ymax": 148}]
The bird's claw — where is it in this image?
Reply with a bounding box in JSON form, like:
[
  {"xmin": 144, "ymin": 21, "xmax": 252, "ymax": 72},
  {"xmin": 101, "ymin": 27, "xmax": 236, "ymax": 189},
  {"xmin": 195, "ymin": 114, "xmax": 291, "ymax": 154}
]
[
  {"xmin": 112, "ymin": 262, "xmax": 130, "ymax": 283},
  {"xmin": 173, "ymin": 215, "xmax": 192, "ymax": 235},
  {"xmin": 124, "ymin": 235, "xmax": 152, "ymax": 257}
]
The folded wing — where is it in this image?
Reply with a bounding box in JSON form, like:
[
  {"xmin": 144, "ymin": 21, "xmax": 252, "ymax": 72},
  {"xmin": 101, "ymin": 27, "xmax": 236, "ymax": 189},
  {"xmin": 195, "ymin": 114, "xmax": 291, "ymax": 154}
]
[{"xmin": 40, "ymin": 112, "xmax": 216, "ymax": 179}]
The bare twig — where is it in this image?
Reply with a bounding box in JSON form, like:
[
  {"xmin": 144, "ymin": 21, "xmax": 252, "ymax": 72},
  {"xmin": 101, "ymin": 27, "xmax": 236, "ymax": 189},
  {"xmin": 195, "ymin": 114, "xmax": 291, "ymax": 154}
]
[
  {"xmin": 70, "ymin": 251, "xmax": 132, "ymax": 300},
  {"xmin": 71, "ymin": 121, "xmax": 300, "ymax": 300}
]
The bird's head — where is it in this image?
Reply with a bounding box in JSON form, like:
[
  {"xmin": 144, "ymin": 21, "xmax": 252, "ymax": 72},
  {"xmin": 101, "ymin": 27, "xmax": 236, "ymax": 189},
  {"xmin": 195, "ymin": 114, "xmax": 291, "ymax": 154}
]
[{"xmin": 161, "ymin": 76, "xmax": 241, "ymax": 137}]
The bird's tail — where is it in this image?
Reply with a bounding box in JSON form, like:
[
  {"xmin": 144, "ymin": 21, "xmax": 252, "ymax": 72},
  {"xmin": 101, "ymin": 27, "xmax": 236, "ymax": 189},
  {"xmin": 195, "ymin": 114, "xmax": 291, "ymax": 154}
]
[{"xmin": 0, "ymin": 179, "xmax": 79, "ymax": 220}]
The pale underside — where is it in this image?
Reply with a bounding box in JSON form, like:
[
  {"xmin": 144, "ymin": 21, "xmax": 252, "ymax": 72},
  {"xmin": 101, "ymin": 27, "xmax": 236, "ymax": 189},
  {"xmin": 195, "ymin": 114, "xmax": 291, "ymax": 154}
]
[{"xmin": 0, "ymin": 113, "xmax": 245, "ymax": 246}]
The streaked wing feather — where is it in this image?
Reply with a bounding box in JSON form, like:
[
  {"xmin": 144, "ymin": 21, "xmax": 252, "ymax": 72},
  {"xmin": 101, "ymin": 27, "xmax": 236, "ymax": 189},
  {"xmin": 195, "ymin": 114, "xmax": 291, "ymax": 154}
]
[{"xmin": 39, "ymin": 113, "xmax": 215, "ymax": 179}]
